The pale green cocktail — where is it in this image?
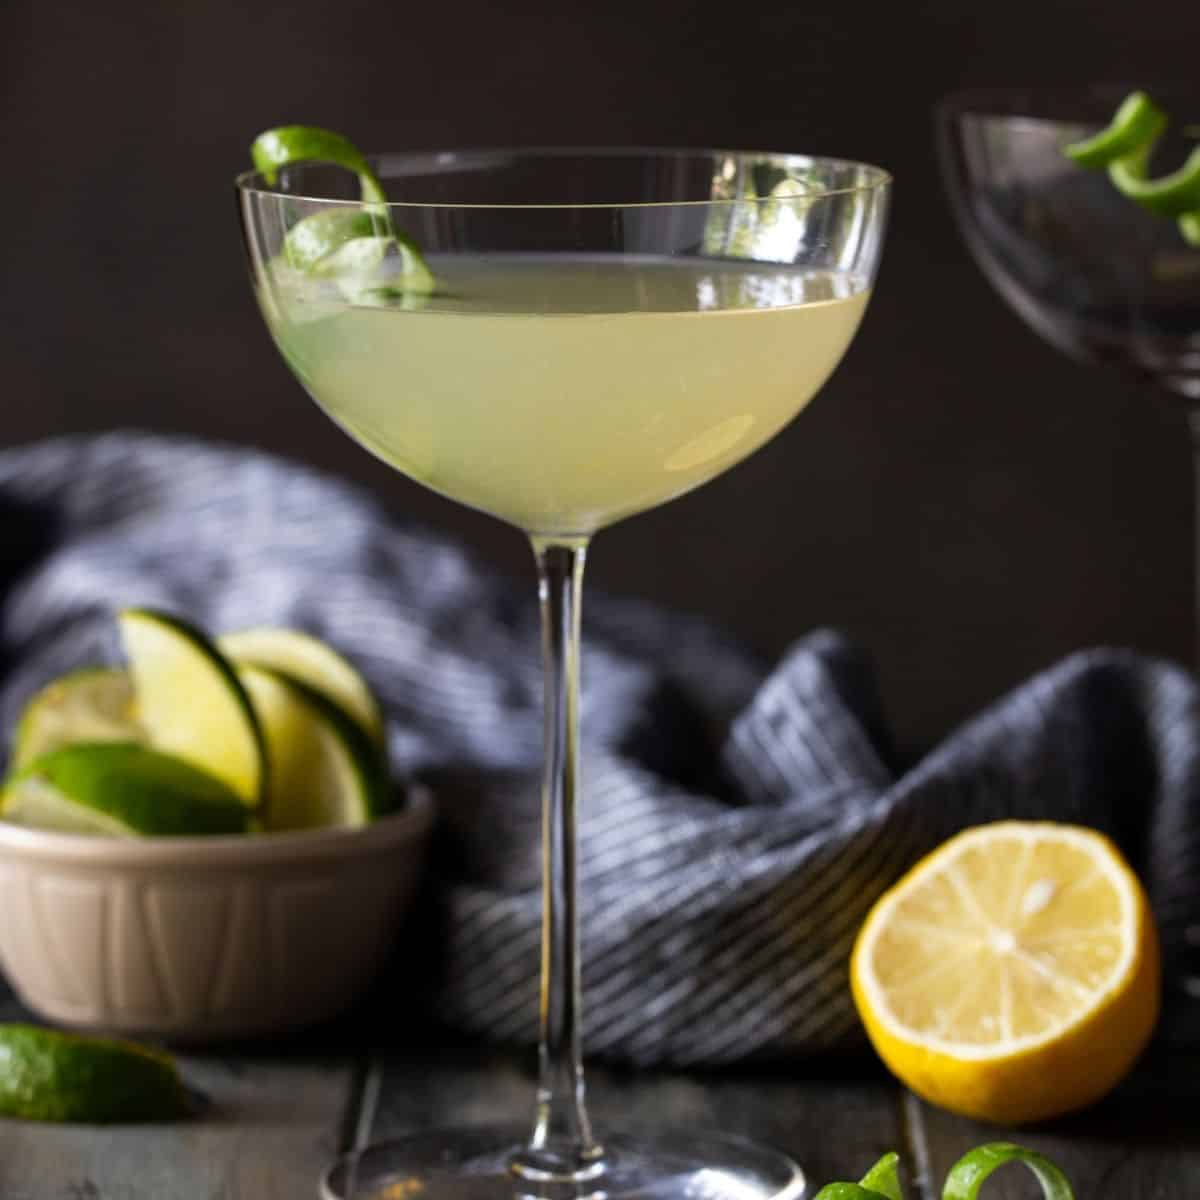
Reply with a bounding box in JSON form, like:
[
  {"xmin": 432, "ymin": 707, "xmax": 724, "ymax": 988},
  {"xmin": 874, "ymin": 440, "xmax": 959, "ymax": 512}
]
[{"xmin": 261, "ymin": 254, "xmax": 869, "ymax": 534}]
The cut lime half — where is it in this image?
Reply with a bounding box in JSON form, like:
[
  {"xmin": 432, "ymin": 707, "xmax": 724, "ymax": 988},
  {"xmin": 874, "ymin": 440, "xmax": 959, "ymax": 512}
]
[
  {"xmin": 238, "ymin": 664, "xmax": 388, "ymax": 831},
  {"xmin": 2, "ymin": 743, "xmax": 252, "ymax": 836},
  {"xmin": 118, "ymin": 609, "xmax": 265, "ymax": 807},
  {"xmin": 219, "ymin": 627, "xmax": 385, "ymax": 747},
  {"xmin": 0, "ymin": 1023, "xmax": 189, "ymax": 1123},
  {"xmin": 11, "ymin": 668, "xmax": 139, "ymax": 770}
]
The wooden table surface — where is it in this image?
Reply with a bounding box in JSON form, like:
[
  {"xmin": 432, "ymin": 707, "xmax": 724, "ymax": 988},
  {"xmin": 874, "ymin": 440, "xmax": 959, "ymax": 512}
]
[{"xmin": 0, "ymin": 981, "xmax": 1195, "ymax": 1200}]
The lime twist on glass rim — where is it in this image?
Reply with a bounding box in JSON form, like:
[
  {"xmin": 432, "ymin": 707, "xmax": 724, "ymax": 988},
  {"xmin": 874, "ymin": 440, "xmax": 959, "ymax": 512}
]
[{"xmin": 1064, "ymin": 90, "xmax": 1200, "ymax": 245}]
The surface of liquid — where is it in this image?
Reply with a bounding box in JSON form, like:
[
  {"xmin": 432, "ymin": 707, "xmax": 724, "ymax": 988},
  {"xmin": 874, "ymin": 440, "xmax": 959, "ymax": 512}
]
[{"xmin": 264, "ymin": 255, "xmax": 870, "ymax": 534}]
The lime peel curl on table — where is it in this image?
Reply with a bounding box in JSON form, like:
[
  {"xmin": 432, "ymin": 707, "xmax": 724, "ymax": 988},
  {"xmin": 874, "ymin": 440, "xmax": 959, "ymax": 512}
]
[
  {"xmin": 813, "ymin": 1143, "xmax": 1075, "ymax": 1200},
  {"xmin": 250, "ymin": 125, "xmax": 436, "ymax": 300},
  {"xmin": 1063, "ymin": 91, "xmax": 1200, "ymax": 245}
]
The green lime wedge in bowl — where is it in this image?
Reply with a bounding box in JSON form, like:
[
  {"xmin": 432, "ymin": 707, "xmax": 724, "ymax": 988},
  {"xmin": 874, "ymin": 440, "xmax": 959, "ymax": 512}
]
[
  {"xmin": 238, "ymin": 665, "xmax": 390, "ymax": 831},
  {"xmin": 219, "ymin": 627, "xmax": 385, "ymax": 747},
  {"xmin": 0, "ymin": 1024, "xmax": 189, "ymax": 1123},
  {"xmin": 118, "ymin": 609, "xmax": 266, "ymax": 808},
  {"xmin": 2, "ymin": 743, "xmax": 251, "ymax": 836},
  {"xmin": 11, "ymin": 668, "xmax": 139, "ymax": 770}
]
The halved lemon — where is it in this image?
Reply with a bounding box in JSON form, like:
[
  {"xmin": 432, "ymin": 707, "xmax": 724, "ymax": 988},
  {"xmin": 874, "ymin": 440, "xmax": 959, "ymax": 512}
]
[{"xmin": 851, "ymin": 821, "xmax": 1160, "ymax": 1124}]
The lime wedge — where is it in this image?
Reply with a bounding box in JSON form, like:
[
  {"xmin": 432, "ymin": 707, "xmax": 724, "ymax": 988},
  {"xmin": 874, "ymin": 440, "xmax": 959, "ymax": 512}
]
[
  {"xmin": 118, "ymin": 609, "xmax": 265, "ymax": 807},
  {"xmin": 0, "ymin": 1023, "xmax": 189, "ymax": 1123},
  {"xmin": 218, "ymin": 627, "xmax": 385, "ymax": 746},
  {"xmin": 238, "ymin": 665, "xmax": 388, "ymax": 831},
  {"xmin": 2, "ymin": 743, "xmax": 251, "ymax": 836},
  {"xmin": 11, "ymin": 668, "xmax": 139, "ymax": 770}
]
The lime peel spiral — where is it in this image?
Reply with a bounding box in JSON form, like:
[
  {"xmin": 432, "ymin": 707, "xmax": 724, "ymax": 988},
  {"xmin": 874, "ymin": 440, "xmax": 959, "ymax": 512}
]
[
  {"xmin": 250, "ymin": 125, "xmax": 435, "ymax": 299},
  {"xmin": 812, "ymin": 1142, "xmax": 1074, "ymax": 1200},
  {"xmin": 1064, "ymin": 91, "xmax": 1200, "ymax": 246}
]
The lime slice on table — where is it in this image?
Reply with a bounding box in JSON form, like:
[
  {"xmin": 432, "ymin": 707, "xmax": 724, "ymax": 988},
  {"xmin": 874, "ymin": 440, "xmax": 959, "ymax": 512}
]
[
  {"xmin": 0, "ymin": 1023, "xmax": 189, "ymax": 1123},
  {"xmin": 118, "ymin": 609, "xmax": 265, "ymax": 807},
  {"xmin": 11, "ymin": 668, "xmax": 139, "ymax": 770},
  {"xmin": 218, "ymin": 627, "xmax": 385, "ymax": 746},
  {"xmin": 2, "ymin": 743, "xmax": 251, "ymax": 836},
  {"xmin": 237, "ymin": 665, "xmax": 389, "ymax": 831}
]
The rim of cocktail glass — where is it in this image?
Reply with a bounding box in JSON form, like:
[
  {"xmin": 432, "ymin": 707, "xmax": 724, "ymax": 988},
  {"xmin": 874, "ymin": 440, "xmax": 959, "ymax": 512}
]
[
  {"xmin": 937, "ymin": 82, "xmax": 1198, "ymax": 129},
  {"xmin": 233, "ymin": 145, "xmax": 891, "ymax": 208}
]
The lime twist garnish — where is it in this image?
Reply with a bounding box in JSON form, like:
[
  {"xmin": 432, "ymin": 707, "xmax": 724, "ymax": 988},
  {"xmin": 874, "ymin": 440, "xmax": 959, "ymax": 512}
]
[
  {"xmin": 810, "ymin": 1151, "xmax": 903, "ymax": 1200},
  {"xmin": 941, "ymin": 1144, "xmax": 1075, "ymax": 1200},
  {"xmin": 812, "ymin": 1143, "xmax": 1074, "ymax": 1200},
  {"xmin": 1064, "ymin": 91, "xmax": 1200, "ymax": 245},
  {"xmin": 250, "ymin": 125, "xmax": 435, "ymax": 298}
]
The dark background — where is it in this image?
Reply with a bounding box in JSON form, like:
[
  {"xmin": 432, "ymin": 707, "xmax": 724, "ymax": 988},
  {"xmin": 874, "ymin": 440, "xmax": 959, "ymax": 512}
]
[{"xmin": 4, "ymin": 0, "xmax": 1199, "ymax": 754}]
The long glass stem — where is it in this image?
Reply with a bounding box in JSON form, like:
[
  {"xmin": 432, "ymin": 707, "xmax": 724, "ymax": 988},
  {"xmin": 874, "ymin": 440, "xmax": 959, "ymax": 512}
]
[
  {"xmin": 1189, "ymin": 407, "xmax": 1200, "ymax": 666},
  {"xmin": 1181, "ymin": 407, "xmax": 1200, "ymax": 1003},
  {"xmin": 512, "ymin": 536, "xmax": 602, "ymax": 1182}
]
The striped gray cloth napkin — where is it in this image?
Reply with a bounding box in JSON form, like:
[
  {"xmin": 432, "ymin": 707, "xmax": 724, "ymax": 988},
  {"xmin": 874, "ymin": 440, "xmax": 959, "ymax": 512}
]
[{"xmin": 0, "ymin": 434, "xmax": 1196, "ymax": 1062}]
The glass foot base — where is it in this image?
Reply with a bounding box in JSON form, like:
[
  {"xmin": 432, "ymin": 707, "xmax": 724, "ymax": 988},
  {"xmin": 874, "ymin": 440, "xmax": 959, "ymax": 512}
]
[{"xmin": 322, "ymin": 1125, "xmax": 805, "ymax": 1200}]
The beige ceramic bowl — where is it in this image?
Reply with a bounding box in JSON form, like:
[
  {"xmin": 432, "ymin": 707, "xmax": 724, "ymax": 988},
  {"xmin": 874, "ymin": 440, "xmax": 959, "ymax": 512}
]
[{"xmin": 0, "ymin": 789, "xmax": 434, "ymax": 1040}]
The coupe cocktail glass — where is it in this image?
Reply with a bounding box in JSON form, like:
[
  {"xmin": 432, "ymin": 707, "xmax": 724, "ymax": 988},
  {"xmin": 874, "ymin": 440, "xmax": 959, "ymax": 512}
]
[
  {"xmin": 237, "ymin": 148, "xmax": 890, "ymax": 1200},
  {"xmin": 939, "ymin": 87, "xmax": 1200, "ymax": 633}
]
